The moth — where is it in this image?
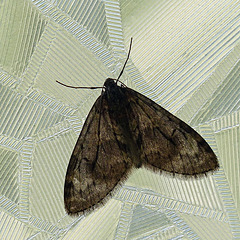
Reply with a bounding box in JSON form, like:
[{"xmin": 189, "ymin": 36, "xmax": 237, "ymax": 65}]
[{"xmin": 57, "ymin": 38, "xmax": 219, "ymax": 215}]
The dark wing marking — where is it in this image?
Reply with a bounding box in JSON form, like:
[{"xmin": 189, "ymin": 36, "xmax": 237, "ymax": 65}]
[
  {"xmin": 64, "ymin": 95, "xmax": 133, "ymax": 215},
  {"xmin": 124, "ymin": 87, "xmax": 219, "ymax": 176}
]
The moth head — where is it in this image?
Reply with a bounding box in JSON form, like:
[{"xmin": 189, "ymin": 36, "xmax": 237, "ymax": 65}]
[{"xmin": 103, "ymin": 78, "xmax": 117, "ymax": 90}]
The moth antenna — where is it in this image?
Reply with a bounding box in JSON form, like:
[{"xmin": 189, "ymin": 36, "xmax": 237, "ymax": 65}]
[
  {"xmin": 116, "ymin": 37, "xmax": 133, "ymax": 83},
  {"xmin": 56, "ymin": 80, "xmax": 103, "ymax": 89},
  {"xmin": 57, "ymin": 38, "xmax": 132, "ymax": 88}
]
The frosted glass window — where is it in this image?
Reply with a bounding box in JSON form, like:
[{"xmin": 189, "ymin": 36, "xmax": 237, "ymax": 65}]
[{"xmin": 0, "ymin": 0, "xmax": 239, "ymax": 239}]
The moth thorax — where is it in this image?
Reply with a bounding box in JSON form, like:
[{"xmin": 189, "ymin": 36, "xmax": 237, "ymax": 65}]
[{"xmin": 104, "ymin": 78, "xmax": 127, "ymax": 109}]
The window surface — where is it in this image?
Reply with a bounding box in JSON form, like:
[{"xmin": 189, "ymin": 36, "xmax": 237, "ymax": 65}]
[{"xmin": 0, "ymin": 0, "xmax": 239, "ymax": 239}]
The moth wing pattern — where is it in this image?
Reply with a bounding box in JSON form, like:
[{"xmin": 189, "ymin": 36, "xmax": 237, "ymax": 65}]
[
  {"xmin": 64, "ymin": 94, "xmax": 133, "ymax": 215},
  {"xmin": 124, "ymin": 87, "xmax": 219, "ymax": 176}
]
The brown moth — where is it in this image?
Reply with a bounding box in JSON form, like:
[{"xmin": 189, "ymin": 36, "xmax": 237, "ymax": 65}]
[{"xmin": 57, "ymin": 38, "xmax": 219, "ymax": 215}]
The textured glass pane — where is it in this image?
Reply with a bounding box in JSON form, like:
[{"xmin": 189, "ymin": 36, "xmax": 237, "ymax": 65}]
[{"xmin": 0, "ymin": 0, "xmax": 239, "ymax": 239}]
